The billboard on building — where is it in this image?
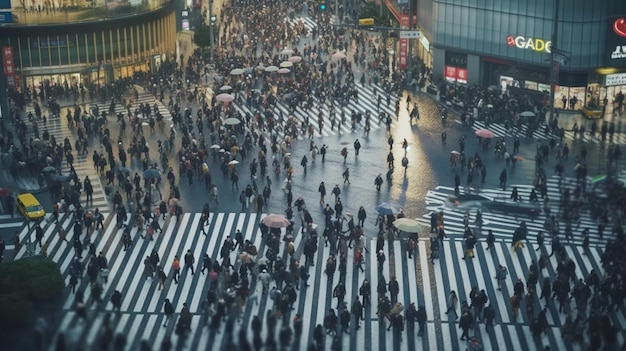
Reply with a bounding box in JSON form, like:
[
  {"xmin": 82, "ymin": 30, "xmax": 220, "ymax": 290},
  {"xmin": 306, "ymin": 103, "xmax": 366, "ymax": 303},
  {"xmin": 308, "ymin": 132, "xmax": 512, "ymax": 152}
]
[{"xmin": 608, "ymin": 17, "xmax": 626, "ymax": 67}]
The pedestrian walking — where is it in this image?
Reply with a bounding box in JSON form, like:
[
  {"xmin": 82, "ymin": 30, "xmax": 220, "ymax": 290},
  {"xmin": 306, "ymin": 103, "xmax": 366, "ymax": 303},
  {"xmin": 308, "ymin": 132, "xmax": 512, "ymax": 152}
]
[
  {"xmin": 351, "ymin": 298, "xmax": 363, "ymax": 329},
  {"xmin": 163, "ymin": 299, "xmax": 175, "ymax": 327},
  {"xmin": 405, "ymin": 237, "xmax": 416, "ymax": 259},
  {"xmin": 351, "ymin": 138, "xmax": 361, "ymax": 156},
  {"xmin": 171, "ymin": 256, "xmax": 181, "ymax": 284},
  {"xmin": 35, "ymin": 224, "xmax": 44, "ymax": 248},
  {"xmin": 445, "ymin": 290, "xmax": 459, "ymax": 319},
  {"xmin": 184, "ymin": 250, "xmax": 195, "ymax": 275},
  {"xmin": 459, "ymin": 311, "xmax": 472, "ymax": 340},
  {"xmin": 496, "ymin": 264, "xmax": 508, "ymax": 290},
  {"xmin": 360, "ymin": 279, "xmax": 371, "ymax": 306},
  {"xmin": 342, "ymin": 168, "xmax": 351, "ymax": 184},
  {"xmin": 485, "ymin": 229, "xmax": 495, "ymax": 250},
  {"xmin": 110, "ymin": 290, "xmax": 122, "ymax": 312},
  {"xmin": 510, "ymin": 294, "xmax": 521, "ymax": 320},
  {"xmin": 354, "ymin": 248, "xmax": 364, "ymax": 272},
  {"xmin": 462, "ymin": 234, "xmax": 476, "ymax": 259},
  {"xmin": 499, "ymin": 168, "xmax": 507, "ymax": 190},
  {"xmin": 158, "ymin": 266, "xmax": 167, "ymax": 290},
  {"xmin": 416, "ymin": 305, "xmax": 427, "ymax": 336},
  {"xmin": 318, "ymin": 182, "xmax": 326, "ymax": 203}
]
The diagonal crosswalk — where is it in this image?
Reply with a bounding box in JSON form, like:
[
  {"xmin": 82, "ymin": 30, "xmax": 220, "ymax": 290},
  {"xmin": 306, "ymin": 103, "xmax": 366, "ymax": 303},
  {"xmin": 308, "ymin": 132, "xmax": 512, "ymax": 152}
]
[
  {"xmin": 230, "ymin": 82, "xmax": 398, "ymax": 141},
  {"xmin": 19, "ymin": 93, "xmax": 175, "ymax": 211},
  {"xmin": 466, "ymin": 119, "xmax": 626, "ymax": 145},
  {"xmin": 420, "ymin": 172, "xmax": 626, "ymax": 247},
  {"xmin": 23, "ymin": 207, "xmax": 622, "ymax": 351}
]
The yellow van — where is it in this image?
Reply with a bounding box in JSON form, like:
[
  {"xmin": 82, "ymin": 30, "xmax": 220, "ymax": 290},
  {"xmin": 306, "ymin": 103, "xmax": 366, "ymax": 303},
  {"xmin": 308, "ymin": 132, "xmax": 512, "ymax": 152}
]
[{"xmin": 16, "ymin": 193, "xmax": 45, "ymax": 221}]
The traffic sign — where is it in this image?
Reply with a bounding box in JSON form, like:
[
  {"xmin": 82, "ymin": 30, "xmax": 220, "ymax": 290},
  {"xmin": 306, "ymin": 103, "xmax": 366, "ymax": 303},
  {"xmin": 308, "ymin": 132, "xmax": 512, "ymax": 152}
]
[{"xmin": 400, "ymin": 30, "xmax": 420, "ymax": 39}]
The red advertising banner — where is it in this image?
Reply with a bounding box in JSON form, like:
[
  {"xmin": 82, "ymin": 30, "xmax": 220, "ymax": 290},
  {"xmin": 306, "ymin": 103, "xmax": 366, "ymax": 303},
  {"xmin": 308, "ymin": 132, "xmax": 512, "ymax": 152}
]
[
  {"xmin": 398, "ymin": 14, "xmax": 409, "ymax": 70},
  {"xmin": 444, "ymin": 66, "xmax": 457, "ymax": 81},
  {"xmin": 444, "ymin": 66, "xmax": 468, "ymax": 84},
  {"xmin": 2, "ymin": 46, "xmax": 15, "ymax": 87},
  {"xmin": 456, "ymin": 68, "xmax": 468, "ymax": 84}
]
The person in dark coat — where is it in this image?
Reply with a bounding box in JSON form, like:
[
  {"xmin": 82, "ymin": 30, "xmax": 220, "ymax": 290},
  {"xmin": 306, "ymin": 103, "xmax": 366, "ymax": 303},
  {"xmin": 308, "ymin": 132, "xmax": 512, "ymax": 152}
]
[
  {"xmin": 340, "ymin": 306, "xmax": 351, "ymax": 333},
  {"xmin": 324, "ymin": 309, "xmax": 337, "ymax": 335},
  {"xmin": 110, "ymin": 290, "xmax": 122, "ymax": 312},
  {"xmin": 459, "ymin": 311, "xmax": 472, "ymax": 340},
  {"xmin": 416, "ymin": 305, "xmax": 427, "ymax": 336},
  {"xmin": 163, "ymin": 299, "xmax": 175, "ymax": 327}
]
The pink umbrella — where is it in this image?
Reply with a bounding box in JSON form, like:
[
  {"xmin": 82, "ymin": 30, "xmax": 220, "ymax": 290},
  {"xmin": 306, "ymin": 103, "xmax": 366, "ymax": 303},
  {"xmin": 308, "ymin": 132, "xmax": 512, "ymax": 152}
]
[
  {"xmin": 288, "ymin": 56, "xmax": 302, "ymax": 63},
  {"xmin": 216, "ymin": 93, "xmax": 234, "ymax": 102},
  {"xmin": 277, "ymin": 68, "xmax": 291, "ymax": 74},
  {"xmin": 332, "ymin": 52, "xmax": 346, "ymax": 60},
  {"xmin": 475, "ymin": 129, "xmax": 495, "ymax": 139},
  {"xmin": 261, "ymin": 214, "xmax": 291, "ymax": 228}
]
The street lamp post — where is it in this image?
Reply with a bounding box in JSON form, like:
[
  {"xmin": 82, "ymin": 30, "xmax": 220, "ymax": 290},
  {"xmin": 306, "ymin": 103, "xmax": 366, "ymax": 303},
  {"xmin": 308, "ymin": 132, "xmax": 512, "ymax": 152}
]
[{"xmin": 209, "ymin": 0, "xmax": 217, "ymax": 62}]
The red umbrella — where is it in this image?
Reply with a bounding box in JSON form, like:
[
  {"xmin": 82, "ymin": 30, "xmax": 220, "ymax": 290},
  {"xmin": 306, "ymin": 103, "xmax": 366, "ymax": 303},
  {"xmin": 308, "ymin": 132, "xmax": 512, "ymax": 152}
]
[
  {"xmin": 261, "ymin": 214, "xmax": 291, "ymax": 228},
  {"xmin": 475, "ymin": 129, "xmax": 495, "ymax": 139}
]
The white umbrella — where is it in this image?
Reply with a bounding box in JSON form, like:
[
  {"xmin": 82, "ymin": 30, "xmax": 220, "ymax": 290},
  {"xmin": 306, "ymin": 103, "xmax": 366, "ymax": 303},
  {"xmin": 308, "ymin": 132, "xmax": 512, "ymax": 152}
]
[
  {"xmin": 288, "ymin": 56, "xmax": 302, "ymax": 63},
  {"xmin": 265, "ymin": 65, "xmax": 279, "ymax": 72},
  {"xmin": 277, "ymin": 68, "xmax": 291, "ymax": 74},
  {"xmin": 216, "ymin": 93, "xmax": 234, "ymax": 102},
  {"xmin": 228, "ymin": 160, "xmax": 240, "ymax": 165},
  {"xmin": 520, "ymin": 111, "xmax": 535, "ymax": 117},
  {"xmin": 210, "ymin": 144, "xmax": 221, "ymax": 149},
  {"xmin": 223, "ymin": 117, "xmax": 241, "ymax": 125},
  {"xmin": 230, "ymin": 68, "xmax": 244, "ymax": 75},
  {"xmin": 280, "ymin": 61, "xmax": 293, "ymax": 68},
  {"xmin": 332, "ymin": 52, "xmax": 346, "ymax": 60},
  {"xmin": 220, "ymin": 85, "xmax": 233, "ymax": 91},
  {"xmin": 280, "ymin": 48, "xmax": 295, "ymax": 55},
  {"xmin": 256, "ymin": 64, "xmax": 266, "ymax": 71}
]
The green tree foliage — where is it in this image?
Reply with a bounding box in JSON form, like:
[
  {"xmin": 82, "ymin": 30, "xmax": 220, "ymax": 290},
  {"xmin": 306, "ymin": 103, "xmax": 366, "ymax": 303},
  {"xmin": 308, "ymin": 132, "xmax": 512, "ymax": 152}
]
[
  {"xmin": 0, "ymin": 258, "xmax": 64, "ymax": 327},
  {"xmin": 194, "ymin": 24, "xmax": 212, "ymax": 49}
]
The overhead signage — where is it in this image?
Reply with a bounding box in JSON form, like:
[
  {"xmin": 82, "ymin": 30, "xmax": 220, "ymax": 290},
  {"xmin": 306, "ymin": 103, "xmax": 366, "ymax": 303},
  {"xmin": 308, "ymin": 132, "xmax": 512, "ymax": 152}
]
[
  {"xmin": 606, "ymin": 72, "xmax": 626, "ymax": 86},
  {"xmin": 608, "ymin": 17, "xmax": 626, "ymax": 67},
  {"xmin": 2, "ymin": 46, "xmax": 15, "ymax": 87},
  {"xmin": 398, "ymin": 14, "xmax": 409, "ymax": 70},
  {"xmin": 400, "ymin": 30, "xmax": 420, "ymax": 39},
  {"xmin": 506, "ymin": 35, "xmax": 551, "ymax": 53}
]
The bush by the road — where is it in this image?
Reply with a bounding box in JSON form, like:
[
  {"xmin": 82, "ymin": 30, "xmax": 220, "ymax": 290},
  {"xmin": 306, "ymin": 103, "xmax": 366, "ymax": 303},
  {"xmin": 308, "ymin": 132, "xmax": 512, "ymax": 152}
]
[
  {"xmin": 0, "ymin": 292, "xmax": 29, "ymax": 327},
  {"xmin": 0, "ymin": 257, "xmax": 64, "ymax": 327}
]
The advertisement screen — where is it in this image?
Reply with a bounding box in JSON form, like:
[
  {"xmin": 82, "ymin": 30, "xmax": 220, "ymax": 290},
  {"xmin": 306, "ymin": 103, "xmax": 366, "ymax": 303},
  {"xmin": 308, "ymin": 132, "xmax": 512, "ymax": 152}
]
[{"xmin": 608, "ymin": 17, "xmax": 626, "ymax": 67}]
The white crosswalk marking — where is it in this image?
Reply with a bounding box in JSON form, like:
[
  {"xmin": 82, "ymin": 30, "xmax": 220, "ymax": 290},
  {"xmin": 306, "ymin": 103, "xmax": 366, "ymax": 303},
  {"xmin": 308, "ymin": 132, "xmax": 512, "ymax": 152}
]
[
  {"xmin": 420, "ymin": 172, "xmax": 626, "ymax": 247},
  {"xmin": 229, "ymin": 83, "xmax": 398, "ymax": 144},
  {"xmin": 468, "ymin": 119, "xmax": 626, "ymax": 145},
  {"xmin": 23, "ymin": 205, "xmax": 621, "ymax": 351}
]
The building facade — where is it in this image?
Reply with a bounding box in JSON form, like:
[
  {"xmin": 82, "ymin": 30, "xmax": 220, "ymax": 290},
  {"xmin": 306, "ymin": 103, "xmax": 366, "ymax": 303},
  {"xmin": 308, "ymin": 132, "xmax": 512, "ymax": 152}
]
[
  {"xmin": 0, "ymin": 0, "xmax": 177, "ymax": 91},
  {"xmin": 417, "ymin": 0, "xmax": 626, "ymax": 110}
]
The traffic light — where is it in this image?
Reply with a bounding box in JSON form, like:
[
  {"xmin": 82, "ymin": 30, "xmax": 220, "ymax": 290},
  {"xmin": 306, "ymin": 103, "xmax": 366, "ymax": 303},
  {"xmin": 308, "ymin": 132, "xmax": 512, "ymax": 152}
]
[
  {"xmin": 319, "ymin": 2, "xmax": 327, "ymax": 11},
  {"xmin": 358, "ymin": 18, "xmax": 374, "ymax": 26}
]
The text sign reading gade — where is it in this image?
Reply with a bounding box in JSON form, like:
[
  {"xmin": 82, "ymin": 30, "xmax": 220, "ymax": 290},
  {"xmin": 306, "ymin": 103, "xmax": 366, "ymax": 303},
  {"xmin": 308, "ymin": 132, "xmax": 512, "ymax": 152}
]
[
  {"xmin": 605, "ymin": 72, "xmax": 626, "ymax": 86},
  {"xmin": 507, "ymin": 35, "xmax": 552, "ymax": 53}
]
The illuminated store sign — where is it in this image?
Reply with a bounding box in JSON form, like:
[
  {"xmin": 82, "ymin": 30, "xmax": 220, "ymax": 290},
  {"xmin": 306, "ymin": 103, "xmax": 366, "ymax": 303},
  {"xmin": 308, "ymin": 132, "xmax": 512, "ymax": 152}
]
[
  {"xmin": 606, "ymin": 72, "xmax": 626, "ymax": 86},
  {"xmin": 507, "ymin": 35, "xmax": 552, "ymax": 53}
]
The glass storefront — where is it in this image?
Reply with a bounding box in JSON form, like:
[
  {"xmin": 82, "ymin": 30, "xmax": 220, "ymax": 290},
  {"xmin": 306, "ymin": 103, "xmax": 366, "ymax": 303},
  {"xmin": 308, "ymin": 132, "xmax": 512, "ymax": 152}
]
[{"xmin": 1, "ymin": 2, "xmax": 175, "ymax": 91}]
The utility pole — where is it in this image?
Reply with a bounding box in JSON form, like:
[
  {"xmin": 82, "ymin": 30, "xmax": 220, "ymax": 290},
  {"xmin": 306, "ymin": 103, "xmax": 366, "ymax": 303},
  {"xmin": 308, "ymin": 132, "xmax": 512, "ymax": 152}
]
[
  {"xmin": 548, "ymin": 0, "xmax": 559, "ymax": 124},
  {"xmin": 407, "ymin": 0, "xmax": 413, "ymax": 85},
  {"xmin": 209, "ymin": 0, "xmax": 216, "ymax": 62}
]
